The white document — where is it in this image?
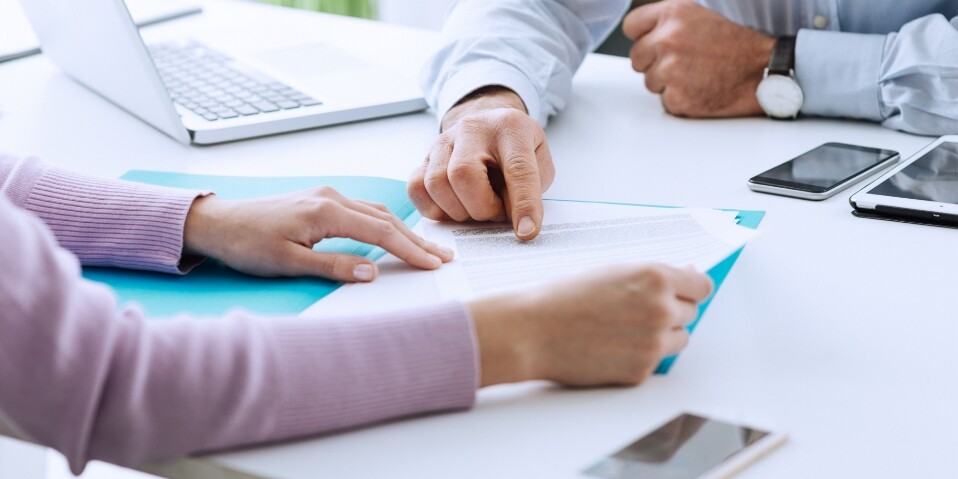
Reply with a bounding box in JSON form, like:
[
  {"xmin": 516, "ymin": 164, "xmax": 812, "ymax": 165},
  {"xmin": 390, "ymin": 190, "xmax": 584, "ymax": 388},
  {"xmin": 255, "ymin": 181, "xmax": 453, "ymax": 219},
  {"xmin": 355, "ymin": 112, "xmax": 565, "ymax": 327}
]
[{"xmin": 423, "ymin": 201, "xmax": 757, "ymax": 300}]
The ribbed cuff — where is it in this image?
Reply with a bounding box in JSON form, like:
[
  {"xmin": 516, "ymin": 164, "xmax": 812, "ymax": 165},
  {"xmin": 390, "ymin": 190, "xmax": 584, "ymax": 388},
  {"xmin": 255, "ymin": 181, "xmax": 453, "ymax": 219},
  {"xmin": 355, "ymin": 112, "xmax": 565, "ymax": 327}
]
[
  {"xmin": 437, "ymin": 61, "xmax": 544, "ymax": 127},
  {"xmin": 0, "ymin": 154, "xmax": 45, "ymax": 207},
  {"xmin": 796, "ymin": 29, "xmax": 886, "ymax": 121},
  {"xmin": 21, "ymin": 164, "xmax": 207, "ymax": 274},
  {"xmin": 271, "ymin": 302, "xmax": 478, "ymax": 439}
]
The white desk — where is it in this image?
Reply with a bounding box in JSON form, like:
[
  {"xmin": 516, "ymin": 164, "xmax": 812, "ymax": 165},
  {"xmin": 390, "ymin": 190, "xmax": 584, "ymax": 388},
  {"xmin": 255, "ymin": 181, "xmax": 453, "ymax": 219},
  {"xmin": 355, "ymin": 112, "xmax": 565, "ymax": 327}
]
[{"xmin": 1, "ymin": 1, "xmax": 955, "ymax": 478}]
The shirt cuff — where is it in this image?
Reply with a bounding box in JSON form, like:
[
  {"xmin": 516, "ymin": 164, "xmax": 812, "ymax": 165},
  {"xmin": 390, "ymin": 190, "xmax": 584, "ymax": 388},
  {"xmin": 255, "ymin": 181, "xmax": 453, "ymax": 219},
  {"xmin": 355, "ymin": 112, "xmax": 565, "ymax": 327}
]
[
  {"xmin": 796, "ymin": 28, "xmax": 887, "ymax": 121},
  {"xmin": 21, "ymin": 162, "xmax": 209, "ymax": 275},
  {"xmin": 437, "ymin": 60, "xmax": 544, "ymax": 127},
  {"xmin": 271, "ymin": 301, "xmax": 479, "ymax": 439}
]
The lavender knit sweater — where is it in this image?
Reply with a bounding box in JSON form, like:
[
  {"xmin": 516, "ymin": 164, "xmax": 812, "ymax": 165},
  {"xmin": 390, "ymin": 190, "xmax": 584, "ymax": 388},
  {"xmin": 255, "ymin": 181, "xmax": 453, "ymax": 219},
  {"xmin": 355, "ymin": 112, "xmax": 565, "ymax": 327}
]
[{"xmin": 0, "ymin": 155, "xmax": 478, "ymax": 475}]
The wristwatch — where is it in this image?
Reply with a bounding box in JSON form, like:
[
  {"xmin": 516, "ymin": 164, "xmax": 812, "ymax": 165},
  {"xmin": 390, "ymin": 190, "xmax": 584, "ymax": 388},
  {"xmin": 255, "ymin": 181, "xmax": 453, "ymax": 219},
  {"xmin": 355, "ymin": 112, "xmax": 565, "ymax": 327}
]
[{"xmin": 756, "ymin": 36, "xmax": 804, "ymax": 119}]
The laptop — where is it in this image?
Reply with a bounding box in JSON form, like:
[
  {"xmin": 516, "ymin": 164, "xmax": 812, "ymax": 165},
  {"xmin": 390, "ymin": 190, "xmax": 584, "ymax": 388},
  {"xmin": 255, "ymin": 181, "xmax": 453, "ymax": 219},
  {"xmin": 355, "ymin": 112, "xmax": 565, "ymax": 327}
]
[{"xmin": 19, "ymin": 0, "xmax": 427, "ymax": 144}]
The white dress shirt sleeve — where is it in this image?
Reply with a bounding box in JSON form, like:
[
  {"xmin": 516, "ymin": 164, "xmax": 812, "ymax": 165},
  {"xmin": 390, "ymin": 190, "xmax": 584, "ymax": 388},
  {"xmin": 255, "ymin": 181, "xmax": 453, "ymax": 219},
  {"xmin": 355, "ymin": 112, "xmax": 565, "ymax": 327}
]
[
  {"xmin": 420, "ymin": 0, "xmax": 630, "ymax": 126},
  {"xmin": 797, "ymin": 13, "xmax": 958, "ymax": 136}
]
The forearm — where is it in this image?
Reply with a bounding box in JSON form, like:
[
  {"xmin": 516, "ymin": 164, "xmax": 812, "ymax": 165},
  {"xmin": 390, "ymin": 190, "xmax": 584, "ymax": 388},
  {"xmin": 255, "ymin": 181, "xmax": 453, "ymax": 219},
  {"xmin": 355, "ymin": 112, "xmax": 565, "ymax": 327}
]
[
  {"xmin": 0, "ymin": 200, "xmax": 478, "ymax": 474},
  {"xmin": 0, "ymin": 154, "xmax": 207, "ymax": 273},
  {"xmin": 421, "ymin": 0, "xmax": 629, "ymax": 126},
  {"xmin": 797, "ymin": 14, "xmax": 958, "ymax": 135}
]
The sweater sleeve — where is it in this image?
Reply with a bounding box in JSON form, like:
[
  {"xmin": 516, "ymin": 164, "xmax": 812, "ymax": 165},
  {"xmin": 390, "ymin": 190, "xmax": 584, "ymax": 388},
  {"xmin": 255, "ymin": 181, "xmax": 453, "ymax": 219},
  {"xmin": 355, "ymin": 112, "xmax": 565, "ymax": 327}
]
[
  {"xmin": 0, "ymin": 154, "xmax": 207, "ymax": 274},
  {"xmin": 0, "ymin": 197, "xmax": 479, "ymax": 475}
]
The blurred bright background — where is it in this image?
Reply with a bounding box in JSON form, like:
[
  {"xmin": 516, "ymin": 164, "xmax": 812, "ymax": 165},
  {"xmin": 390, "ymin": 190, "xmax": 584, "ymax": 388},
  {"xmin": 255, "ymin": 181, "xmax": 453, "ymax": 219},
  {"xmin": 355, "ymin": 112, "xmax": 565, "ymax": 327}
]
[{"xmin": 258, "ymin": 0, "xmax": 454, "ymax": 30}]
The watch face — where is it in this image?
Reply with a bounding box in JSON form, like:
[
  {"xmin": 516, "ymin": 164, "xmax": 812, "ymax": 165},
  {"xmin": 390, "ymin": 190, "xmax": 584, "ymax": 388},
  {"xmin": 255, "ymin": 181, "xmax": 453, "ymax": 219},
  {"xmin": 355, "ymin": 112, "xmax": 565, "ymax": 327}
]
[{"xmin": 756, "ymin": 75, "xmax": 804, "ymax": 119}]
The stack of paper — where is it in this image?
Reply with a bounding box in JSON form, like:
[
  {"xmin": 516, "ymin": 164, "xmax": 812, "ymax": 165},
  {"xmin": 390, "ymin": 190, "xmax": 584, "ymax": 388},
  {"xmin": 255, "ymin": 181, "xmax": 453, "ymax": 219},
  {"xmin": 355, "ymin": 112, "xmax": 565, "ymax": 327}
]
[{"xmin": 424, "ymin": 200, "xmax": 757, "ymax": 300}]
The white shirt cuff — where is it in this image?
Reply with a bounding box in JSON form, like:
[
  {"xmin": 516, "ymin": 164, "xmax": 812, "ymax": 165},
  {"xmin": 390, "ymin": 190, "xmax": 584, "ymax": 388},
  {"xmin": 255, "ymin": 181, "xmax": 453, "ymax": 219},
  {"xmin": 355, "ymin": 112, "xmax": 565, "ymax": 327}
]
[
  {"xmin": 436, "ymin": 60, "xmax": 544, "ymax": 127},
  {"xmin": 796, "ymin": 29, "xmax": 887, "ymax": 121}
]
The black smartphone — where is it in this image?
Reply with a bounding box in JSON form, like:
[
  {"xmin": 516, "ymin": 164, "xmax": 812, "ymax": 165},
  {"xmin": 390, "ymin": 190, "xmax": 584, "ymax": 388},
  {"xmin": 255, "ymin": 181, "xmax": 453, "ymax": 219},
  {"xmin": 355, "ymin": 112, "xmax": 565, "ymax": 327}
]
[{"xmin": 748, "ymin": 142, "xmax": 900, "ymax": 200}]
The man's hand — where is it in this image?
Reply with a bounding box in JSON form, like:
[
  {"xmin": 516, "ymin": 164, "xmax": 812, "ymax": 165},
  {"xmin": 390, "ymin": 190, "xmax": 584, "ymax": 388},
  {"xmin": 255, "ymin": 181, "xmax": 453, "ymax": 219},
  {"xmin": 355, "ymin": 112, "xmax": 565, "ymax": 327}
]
[
  {"xmin": 408, "ymin": 86, "xmax": 555, "ymax": 241},
  {"xmin": 470, "ymin": 264, "xmax": 713, "ymax": 388},
  {"xmin": 183, "ymin": 189, "xmax": 453, "ymax": 281},
  {"xmin": 623, "ymin": 0, "xmax": 775, "ymax": 117}
]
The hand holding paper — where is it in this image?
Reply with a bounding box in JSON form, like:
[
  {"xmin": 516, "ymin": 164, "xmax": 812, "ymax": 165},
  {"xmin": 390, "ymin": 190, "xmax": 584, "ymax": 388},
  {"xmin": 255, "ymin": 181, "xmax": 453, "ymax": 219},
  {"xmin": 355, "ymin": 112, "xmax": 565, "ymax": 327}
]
[
  {"xmin": 470, "ymin": 263, "xmax": 712, "ymax": 387},
  {"xmin": 425, "ymin": 199, "xmax": 762, "ymax": 375}
]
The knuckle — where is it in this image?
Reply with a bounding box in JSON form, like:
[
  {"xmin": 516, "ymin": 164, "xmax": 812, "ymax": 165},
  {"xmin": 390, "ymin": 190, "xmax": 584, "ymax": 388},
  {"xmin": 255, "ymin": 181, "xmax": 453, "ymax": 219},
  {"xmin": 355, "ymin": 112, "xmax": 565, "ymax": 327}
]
[
  {"xmin": 636, "ymin": 265, "xmax": 669, "ymax": 291},
  {"xmin": 448, "ymin": 160, "xmax": 480, "ymax": 185},
  {"xmin": 656, "ymin": 29, "xmax": 680, "ymax": 52},
  {"xmin": 657, "ymin": 56, "xmax": 680, "ymax": 79},
  {"xmin": 431, "ymin": 137, "xmax": 455, "ymax": 161},
  {"xmin": 367, "ymin": 201, "xmax": 389, "ymax": 213},
  {"xmin": 662, "ymin": 92, "xmax": 689, "ymax": 117},
  {"xmin": 423, "ymin": 209, "xmax": 448, "ymax": 221},
  {"xmin": 644, "ymin": 73, "xmax": 659, "ymax": 91},
  {"xmin": 438, "ymin": 132, "xmax": 455, "ymax": 149},
  {"xmin": 372, "ymin": 219, "xmax": 396, "ymax": 241},
  {"xmin": 310, "ymin": 198, "xmax": 338, "ymax": 217},
  {"xmin": 423, "ymin": 169, "xmax": 449, "ymax": 191},
  {"xmin": 503, "ymin": 155, "xmax": 538, "ymax": 180},
  {"xmin": 644, "ymin": 302, "xmax": 671, "ymax": 327},
  {"xmin": 311, "ymin": 185, "xmax": 338, "ymax": 198},
  {"xmin": 407, "ymin": 179, "xmax": 428, "ymax": 202}
]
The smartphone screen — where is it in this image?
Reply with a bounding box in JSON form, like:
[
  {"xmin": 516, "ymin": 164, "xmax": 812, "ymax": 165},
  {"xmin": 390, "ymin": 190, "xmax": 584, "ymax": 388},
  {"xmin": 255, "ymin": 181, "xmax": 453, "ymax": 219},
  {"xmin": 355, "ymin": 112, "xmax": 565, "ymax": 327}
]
[
  {"xmin": 582, "ymin": 413, "xmax": 773, "ymax": 479},
  {"xmin": 750, "ymin": 143, "xmax": 899, "ymax": 193}
]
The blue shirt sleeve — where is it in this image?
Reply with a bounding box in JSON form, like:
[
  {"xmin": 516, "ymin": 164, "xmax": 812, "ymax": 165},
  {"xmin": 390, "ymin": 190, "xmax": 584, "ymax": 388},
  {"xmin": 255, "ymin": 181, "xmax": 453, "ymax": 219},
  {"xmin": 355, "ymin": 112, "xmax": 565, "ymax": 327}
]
[
  {"xmin": 419, "ymin": 0, "xmax": 630, "ymax": 126},
  {"xmin": 797, "ymin": 13, "xmax": 958, "ymax": 136}
]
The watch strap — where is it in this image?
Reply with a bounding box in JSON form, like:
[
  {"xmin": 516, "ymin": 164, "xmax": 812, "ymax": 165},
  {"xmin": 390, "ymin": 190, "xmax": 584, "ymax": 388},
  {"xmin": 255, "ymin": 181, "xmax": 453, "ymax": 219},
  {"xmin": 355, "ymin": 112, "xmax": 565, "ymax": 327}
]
[{"xmin": 767, "ymin": 36, "xmax": 796, "ymax": 76}]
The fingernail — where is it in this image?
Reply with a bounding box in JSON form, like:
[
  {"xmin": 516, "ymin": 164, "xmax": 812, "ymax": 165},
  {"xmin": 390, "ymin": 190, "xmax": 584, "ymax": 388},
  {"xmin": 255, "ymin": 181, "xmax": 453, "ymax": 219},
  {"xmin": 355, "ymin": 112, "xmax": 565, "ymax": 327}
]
[
  {"xmin": 427, "ymin": 254, "xmax": 443, "ymax": 268},
  {"xmin": 517, "ymin": 216, "xmax": 536, "ymax": 237},
  {"xmin": 427, "ymin": 241, "xmax": 454, "ymax": 257},
  {"xmin": 353, "ymin": 264, "xmax": 374, "ymax": 281}
]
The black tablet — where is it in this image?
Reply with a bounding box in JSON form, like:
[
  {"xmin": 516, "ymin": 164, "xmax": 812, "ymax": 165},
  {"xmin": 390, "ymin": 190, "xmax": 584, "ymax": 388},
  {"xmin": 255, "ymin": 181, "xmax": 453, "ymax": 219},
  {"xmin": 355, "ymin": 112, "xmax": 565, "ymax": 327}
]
[{"xmin": 850, "ymin": 135, "xmax": 958, "ymax": 227}]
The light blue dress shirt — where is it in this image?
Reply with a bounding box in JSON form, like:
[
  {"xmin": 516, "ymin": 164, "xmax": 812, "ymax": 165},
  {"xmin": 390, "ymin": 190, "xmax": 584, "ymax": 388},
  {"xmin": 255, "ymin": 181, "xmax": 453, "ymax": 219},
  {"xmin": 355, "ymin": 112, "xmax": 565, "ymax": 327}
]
[{"xmin": 421, "ymin": 0, "xmax": 958, "ymax": 136}]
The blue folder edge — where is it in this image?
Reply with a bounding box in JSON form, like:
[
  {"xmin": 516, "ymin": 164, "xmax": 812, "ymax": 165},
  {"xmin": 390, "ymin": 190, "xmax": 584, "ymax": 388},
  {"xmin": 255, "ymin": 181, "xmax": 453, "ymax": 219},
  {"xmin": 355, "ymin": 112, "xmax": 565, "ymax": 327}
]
[{"xmin": 543, "ymin": 198, "xmax": 765, "ymax": 374}]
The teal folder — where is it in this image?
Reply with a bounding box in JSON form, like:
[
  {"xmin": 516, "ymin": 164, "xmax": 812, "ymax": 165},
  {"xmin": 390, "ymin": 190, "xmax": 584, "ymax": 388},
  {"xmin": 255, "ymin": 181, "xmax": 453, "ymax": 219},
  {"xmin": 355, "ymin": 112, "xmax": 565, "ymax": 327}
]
[
  {"xmin": 82, "ymin": 171, "xmax": 420, "ymax": 318},
  {"xmin": 544, "ymin": 199, "xmax": 764, "ymax": 374},
  {"xmin": 83, "ymin": 172, "xmax": 762, "ymax": 375}
]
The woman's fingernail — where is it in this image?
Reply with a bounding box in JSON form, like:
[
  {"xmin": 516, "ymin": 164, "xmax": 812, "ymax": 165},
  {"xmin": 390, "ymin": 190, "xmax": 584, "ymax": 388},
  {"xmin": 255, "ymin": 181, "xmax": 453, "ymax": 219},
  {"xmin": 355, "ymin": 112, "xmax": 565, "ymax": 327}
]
[
  {"xmin": 427, "ymin": 241, "xmax": 454, "ymax": 257},
  {"xmin": 427, "ymin": 254, "xmax": 443, "ymax": 268},
  {"xmin": 353, "ymin": 264, "xmax": 375, "ymax": 281},
  {"xmin": 517, "ymin": 216, "xmax": 536, "ymax": 237}
]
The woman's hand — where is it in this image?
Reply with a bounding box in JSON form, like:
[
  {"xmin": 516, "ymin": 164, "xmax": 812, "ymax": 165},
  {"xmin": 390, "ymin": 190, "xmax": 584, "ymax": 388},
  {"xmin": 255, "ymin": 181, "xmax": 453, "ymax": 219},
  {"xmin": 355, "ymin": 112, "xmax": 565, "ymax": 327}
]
[
  {"xmin": 183, "ymin": 188, "xmax": 453, "ymax": 282},
  {"xmin": 470, "ymin": 264, "xmax": 713, "ymax": 387}
]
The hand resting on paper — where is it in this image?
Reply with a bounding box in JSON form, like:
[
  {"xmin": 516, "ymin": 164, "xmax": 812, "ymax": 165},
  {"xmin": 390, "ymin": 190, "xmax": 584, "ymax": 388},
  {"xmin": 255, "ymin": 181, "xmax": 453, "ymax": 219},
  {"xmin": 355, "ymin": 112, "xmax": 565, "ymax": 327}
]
[
  {"xmin": 183, "ymin": 187, "xmax": 454, "ymax": 282},
  {"xmin": 470, "ymin": 264, "xmax": 713, "ymax": 387}
]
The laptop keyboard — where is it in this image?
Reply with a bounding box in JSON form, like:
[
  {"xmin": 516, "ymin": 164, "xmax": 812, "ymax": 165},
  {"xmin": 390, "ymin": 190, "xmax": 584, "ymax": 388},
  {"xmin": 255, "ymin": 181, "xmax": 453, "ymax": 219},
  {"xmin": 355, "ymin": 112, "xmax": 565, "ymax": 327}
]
[{"xmin": 149, "ymin": 41, "xmax": 322, "ymax": 121}]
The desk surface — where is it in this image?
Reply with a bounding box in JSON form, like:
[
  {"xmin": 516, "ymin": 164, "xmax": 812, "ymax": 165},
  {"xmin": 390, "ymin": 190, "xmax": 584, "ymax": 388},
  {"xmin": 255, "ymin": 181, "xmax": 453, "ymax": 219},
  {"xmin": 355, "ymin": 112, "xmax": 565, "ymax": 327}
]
[{"xmin": 1, "ymin": 1, "xmax": 954, "ymax": 478}]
